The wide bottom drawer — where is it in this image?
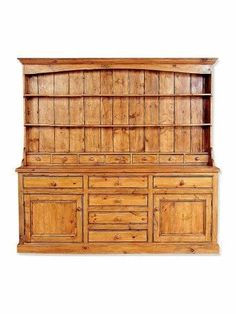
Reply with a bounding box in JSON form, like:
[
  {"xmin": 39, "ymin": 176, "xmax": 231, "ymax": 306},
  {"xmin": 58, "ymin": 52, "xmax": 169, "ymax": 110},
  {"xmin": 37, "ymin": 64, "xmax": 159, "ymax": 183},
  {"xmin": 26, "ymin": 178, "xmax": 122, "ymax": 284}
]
[{"xmin": 89, "ymin": 230, "xmax": 147, "ymax": 242}]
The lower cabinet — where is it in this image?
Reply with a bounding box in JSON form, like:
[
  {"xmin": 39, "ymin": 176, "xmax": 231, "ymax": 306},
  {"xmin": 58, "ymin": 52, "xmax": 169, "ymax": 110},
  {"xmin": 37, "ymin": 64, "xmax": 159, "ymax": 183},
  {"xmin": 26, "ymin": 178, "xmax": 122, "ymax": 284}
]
[
  {"xmin": 18, "ymin": 172, "xmax": 218, "ymax": 253},
  {"xmin": 153, "ymin": 194, "xmax": 212, "ymax": 242},
  {"xmin": 24, "ymin": 194, "xmax": 83, "ymax": 242}
]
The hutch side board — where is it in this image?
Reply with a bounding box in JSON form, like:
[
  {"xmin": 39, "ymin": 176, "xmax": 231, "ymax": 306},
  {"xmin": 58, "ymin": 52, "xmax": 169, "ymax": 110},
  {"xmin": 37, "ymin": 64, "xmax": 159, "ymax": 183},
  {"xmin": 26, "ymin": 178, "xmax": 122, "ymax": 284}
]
[{"xmin": 16, "ymin": 58, "xmax": 219, "ymax": 253}]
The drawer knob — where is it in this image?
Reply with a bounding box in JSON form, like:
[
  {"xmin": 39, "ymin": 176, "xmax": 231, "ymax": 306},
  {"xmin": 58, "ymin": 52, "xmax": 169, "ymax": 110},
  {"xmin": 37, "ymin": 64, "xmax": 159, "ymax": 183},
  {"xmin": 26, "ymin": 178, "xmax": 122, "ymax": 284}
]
[
  {"xmin": 168, "ymin": 157, "xmax": 172, "ymax": 161},
  {"xmin": 89, "ymin": 157, "xmax": 95, "ymax": 161},
  {"xmin": 51, "ymin": 181, "xmax": 57, "ymax": 187},
  {"xmin": 62, "ymin": 157, "xmax": 68, "ymax": 162},
  {"xmin": 114, "ymin": 234, "xmax": 121, "ymax": 240},
  {"xmin": 195, "ymin": 157, "xmax": 200, "ymax": 161},
  {"xmin": 36, "ymin": 157, "xmax": 41, "ymax": 161},
  {"xmin": 179, "ymin": 180, "xmax": 185, "ymax": 186}
]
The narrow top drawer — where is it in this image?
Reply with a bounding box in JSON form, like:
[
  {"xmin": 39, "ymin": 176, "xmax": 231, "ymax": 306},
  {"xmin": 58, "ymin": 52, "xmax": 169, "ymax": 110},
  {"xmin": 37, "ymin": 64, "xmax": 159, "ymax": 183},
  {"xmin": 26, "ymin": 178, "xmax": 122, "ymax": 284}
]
[
  {"xmin": 89, "ymin": 176, "xmax": 148, "ymax": 188},
  {"xmin": 24, "ymin": 176, "xmax": 83, "ymax": 188},
  {"xmin": 153, "ymin": 176, "xmax": 212, "ymax": 188}
]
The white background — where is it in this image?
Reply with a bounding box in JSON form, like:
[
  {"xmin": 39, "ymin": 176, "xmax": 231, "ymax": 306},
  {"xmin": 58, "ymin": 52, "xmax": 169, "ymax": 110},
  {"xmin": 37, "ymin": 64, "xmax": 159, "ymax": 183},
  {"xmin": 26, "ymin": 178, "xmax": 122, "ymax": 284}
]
[{"xmin": 0, "ymin": 0, "xmax": 235, "ymax": 313}]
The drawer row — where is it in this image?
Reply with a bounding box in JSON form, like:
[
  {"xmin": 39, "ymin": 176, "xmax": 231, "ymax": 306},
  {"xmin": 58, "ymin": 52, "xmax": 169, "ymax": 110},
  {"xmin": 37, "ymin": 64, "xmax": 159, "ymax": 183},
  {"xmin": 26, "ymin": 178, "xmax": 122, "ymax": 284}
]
[
  {"xmin": 23, "ymin": 175, "xmax": 213, "ymax": 189},
  {"xmin": 27, "ymin": 153, "xmax": 209, "ymax": 165}
]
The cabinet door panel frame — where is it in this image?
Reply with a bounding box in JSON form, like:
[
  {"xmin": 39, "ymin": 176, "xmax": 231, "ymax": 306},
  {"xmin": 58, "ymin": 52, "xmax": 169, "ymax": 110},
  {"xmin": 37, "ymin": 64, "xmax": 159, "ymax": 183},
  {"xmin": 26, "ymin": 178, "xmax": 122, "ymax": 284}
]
[
  {"xmin": 154, "ymin": 194, "xmax": 212, "ymax": 242},
  {"xmin": 24, "ymin": 194, "xmax": 82, "ymax": 242}
]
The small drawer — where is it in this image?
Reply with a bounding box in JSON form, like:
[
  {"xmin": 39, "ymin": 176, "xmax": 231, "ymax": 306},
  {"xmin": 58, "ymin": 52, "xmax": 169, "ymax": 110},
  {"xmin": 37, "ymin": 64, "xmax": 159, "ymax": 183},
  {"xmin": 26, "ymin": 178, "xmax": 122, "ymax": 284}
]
[
  {"xmin": 79, "ymin": 155, "xmax": 105, "ymax": 164},
  {"xmin": 89, "ymin": 194, "xmax": 147, "ymax": 206},
  {"xmin": 52, "ymin": 154, "xmax": 78, "ymax": 164},
  {"xmin": 133, "ymin": 154, "xmax": 158, "ymax": 164},
  {"xmin": 160, "ymin": 155, "xmax": 184, "ymax": 164},
  {"xmin": 26, "ymin": 154, "xmax": 51, "ymax": 165},
  {"xmin": 185, "ymin": 154, "xmax": 209, "ymax": 163},
  {"xmin": 89, "ymin": 212, "xmax": 148, "ymax": 224},
  {"xmin": 88, "ymin": 176, "xmax": 148, "ymax": 188},
  {"xmin": 106, "ymin": 155, "xmax": 131, "ymax": 164},
  {"xmin": 153, "ymin": 176, "xmax": 213, "ymax": 188},
  {"xmin": 24, "ymin": 176, "xmax": 83, "ymax": 188},
  {"xmin": 89, "ymin": 230, "xmax": 147, "ymax": 242}
]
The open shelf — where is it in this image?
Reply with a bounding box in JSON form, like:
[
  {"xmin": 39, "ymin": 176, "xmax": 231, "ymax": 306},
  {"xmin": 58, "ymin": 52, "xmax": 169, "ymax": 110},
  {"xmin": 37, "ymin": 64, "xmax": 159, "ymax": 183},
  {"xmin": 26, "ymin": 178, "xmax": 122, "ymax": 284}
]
[
  {"xmin": 24, "ymin": 93, "xmax": 212, "ymax": 98},
  {"xmin": 24, "ymin": 123, "xmax": 211, "ymax": 128}
]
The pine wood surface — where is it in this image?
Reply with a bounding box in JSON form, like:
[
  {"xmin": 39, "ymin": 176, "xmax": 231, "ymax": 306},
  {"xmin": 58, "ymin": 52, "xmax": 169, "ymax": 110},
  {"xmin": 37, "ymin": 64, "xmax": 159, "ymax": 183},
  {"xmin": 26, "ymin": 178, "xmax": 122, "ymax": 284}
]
[{"xmin": 17, "ymin": 58, "xmax": 219, "ymax": 253}]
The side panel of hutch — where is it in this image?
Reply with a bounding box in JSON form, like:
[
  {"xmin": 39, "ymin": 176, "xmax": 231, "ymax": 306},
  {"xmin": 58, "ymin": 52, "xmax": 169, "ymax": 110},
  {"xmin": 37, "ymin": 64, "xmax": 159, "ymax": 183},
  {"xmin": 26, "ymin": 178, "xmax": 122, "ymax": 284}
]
[{"xmin": 16, "ymin": 58, "xmax": 219, "ymax": 253}]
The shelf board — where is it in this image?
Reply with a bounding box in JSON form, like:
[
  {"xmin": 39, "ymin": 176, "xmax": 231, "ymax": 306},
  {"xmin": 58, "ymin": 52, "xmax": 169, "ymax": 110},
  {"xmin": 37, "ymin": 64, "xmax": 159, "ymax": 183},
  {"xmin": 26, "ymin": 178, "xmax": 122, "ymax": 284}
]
[
  {"xmin": 24, "ymin": 124, "xmax": 212, "ymax": 128},
  {"xmin": 24, "ymin": 93, "xmax": 212, "ymax": 98}
]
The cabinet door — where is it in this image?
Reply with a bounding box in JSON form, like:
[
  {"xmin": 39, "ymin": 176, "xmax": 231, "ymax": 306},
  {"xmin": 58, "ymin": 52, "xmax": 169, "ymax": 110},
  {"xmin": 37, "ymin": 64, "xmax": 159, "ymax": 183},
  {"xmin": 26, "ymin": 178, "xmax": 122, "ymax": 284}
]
[
  {"xmin": 24, "ymin": 194, "xmax": 82, "ymax": 242},
  {"xmin": 154, "ymin": 194, "xmax": 211, "ymax": 242}
]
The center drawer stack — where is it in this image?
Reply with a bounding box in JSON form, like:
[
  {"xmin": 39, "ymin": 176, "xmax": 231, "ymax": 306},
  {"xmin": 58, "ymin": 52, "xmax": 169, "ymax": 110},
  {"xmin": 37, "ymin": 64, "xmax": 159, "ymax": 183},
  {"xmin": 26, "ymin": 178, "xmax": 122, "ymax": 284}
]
[{"xmin": 87, "ymin": 176, "xmax": 148, "ymax": 242}]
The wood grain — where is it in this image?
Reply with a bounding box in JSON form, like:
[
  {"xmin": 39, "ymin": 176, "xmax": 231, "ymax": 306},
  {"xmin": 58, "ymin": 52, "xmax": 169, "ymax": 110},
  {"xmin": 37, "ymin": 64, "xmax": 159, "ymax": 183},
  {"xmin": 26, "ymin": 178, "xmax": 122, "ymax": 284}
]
[
  {"xmin": 38, "ymin": 74, "xmax": 54, "ymax": 152},
  {"xmin": 144, "ymin": 71, "xmax": 159, "ymax": 151},
  {"xmin": 84, "ymin": 71, "xmax": 100, "ymax": 152},
  {"xmin": 175, "ymin": 73, "xmax": 191, "ymax": 152},
  {"xmin": 113, "ymin": 70, "xmax": 129, "ymax": 151},
  {"xmin": 69, "ymin": 71, "xmax": 84, "ymax": 152}
]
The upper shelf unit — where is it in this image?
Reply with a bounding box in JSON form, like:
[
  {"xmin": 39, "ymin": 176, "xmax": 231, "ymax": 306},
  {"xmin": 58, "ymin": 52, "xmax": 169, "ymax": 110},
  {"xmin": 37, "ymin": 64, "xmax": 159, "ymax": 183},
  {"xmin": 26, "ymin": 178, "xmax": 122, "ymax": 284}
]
[{"xmin": 23, "ymin": 66, "xmax": 213, "ymax": 160}]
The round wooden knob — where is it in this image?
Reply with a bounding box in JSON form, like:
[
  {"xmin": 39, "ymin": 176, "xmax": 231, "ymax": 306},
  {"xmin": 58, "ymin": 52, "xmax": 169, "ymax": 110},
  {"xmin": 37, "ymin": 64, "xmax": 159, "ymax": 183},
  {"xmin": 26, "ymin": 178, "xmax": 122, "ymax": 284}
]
[
  {"xmin": 179, "ymin": 180, "xmax": 185, "ymax": 186},
  {"xmin": 36, "ymin": 157, "xmax": 41, "ymax": 161},
  {"xmin": 195, "ymin": 156, "xmax": 200, "ymax": 161},
  {"xmin": 89, "ymin": 157, "xmax": 95, "ymax": 161},
  {"xmin": 51, "ymin": 181, "xmax": 57, "ymax": 187},
  {"xmin": 114, "ymin": 234, "xmax": 121, "ymax": 240},
  {"xmin": 62, "ymin": 157, "xmax": 68, "ymax": 162}
]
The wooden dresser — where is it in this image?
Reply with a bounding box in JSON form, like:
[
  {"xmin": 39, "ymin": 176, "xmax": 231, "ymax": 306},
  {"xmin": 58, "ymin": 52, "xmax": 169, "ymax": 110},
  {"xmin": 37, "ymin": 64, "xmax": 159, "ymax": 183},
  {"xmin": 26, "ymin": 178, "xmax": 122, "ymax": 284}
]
[{"xmin": 16, "ymin": 58, "xmax": 219, "ymax": 253}]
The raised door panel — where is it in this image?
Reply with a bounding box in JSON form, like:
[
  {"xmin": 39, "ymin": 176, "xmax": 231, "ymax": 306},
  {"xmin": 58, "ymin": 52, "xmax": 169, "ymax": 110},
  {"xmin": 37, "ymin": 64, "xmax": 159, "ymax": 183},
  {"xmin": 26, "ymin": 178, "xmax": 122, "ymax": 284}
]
[
  {"xmin": 154, "ymin": 194, "xmax": 211, "ymax": 242},
  {"xmin": 24, "ymin": 195, "xmax": 82, "ymax": 242}
]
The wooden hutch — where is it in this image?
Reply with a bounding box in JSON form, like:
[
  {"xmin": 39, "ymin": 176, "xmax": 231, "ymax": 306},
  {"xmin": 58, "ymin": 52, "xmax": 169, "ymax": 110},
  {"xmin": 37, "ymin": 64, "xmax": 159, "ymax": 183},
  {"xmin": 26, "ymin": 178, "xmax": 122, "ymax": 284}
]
[{"xmin": 16, "ymin": 58, "xmax": 219, "ymax": 253}]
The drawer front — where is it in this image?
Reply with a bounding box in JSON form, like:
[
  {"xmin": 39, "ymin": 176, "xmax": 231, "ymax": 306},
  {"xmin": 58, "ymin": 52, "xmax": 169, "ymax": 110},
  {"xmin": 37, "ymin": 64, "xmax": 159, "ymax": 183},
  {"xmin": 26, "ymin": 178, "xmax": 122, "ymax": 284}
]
[
  {"xmin": 79, "ymin": 155, "xmax": 105, "ymax": 164},
  {"xmin": 105, "ymin": 155, "xmax": 130, "ymax": 164},
  {"xmin": 88, "ymin": 176, "xmax": 148, "ymax": 188},
  {"xmin": 133, "ymin": 154, "xmax": 158, "ymax": 164},
  {"xmin": 24, "ymin": 176, "xmax": 83, "ymax": 188},
  {"xmin": 89, "ymin": 230, "xmax": 147, "ymax": 242},
  {"xmin": 52, "ymin": 154, "xmax": 78, "ymax": 164},
  {"xmin": 26, "ymin": 154, "xmax": 51, "ymax": 165},
  {"xmin": 153, "ymin": 176, "xmax": 212, "ymax": 188},
  {"xmin": 88, "ymin": 194, "xmax": 147, "ymax": 206},
  {"xmin": 160, "ymin": 155, "xmax": 184, "ymax": 164},
  {"xmin": 89, "ymin": 212, "xmax": 147, "ymax": 224},
  {"xmin": 184, "ymin": 154, "xmax": 209, "ymax": 163}
]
